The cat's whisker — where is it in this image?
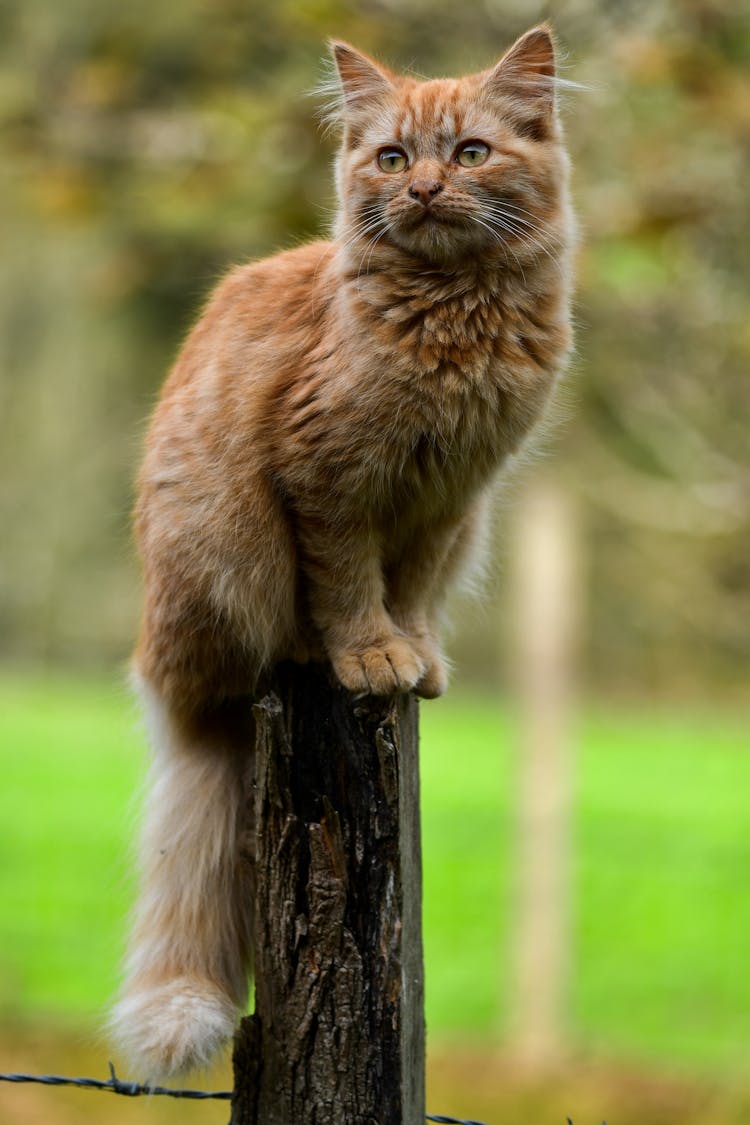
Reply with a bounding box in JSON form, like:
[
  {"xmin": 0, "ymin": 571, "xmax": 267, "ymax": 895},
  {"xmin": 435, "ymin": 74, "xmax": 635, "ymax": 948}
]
[
  {"xmin": 481, "ymin": 209, "xmax": 526, "ymax": 239},
  {"xmin": 357, "ymin": 220, "xmax": 395, "ymax": 278},
  {"xmin": 497, "ymin": 200, "xmax": 558, "ymax": 227},
  {"xmin": 336, "ymin": 206, "xmax": 399, "ymax": 276},
  {"xmin": 341, "ymin": 215, "xmax": 382, "ymax": 241},
  {"xmin": 342, "ymin": 206, "xmax": 388, "ymax": 237},
  {"xmin": 487, "ymin": 203, "xmax": 564, "ymax": 253},
  {"xmin": 482, "ymin": 204, "xmax": 554, "ymax": 246},
  {"xmin": 485, "ymin": 215, "xmax": 554, "ymax": 282},
  {"xmin": 481, "ymin": 204, "xmax": 565, "ymax": 277},
  {"xmin": 495, "ymin": 218, "xmax": 559, "ymax": 259},
  {"xmin": 340, "ymin": 228, "xmax": 390, "ymax": 269},
  {"xmin": 469, "ymin": 214, "xmax": 526, "ymax": 281},
  {"xmin": 338, "ymin": 214, "xmax": 391, "ymax": 257},
  {"xmin": 478, "ymin": 210, "xmax": 533, "ymax": 253}
]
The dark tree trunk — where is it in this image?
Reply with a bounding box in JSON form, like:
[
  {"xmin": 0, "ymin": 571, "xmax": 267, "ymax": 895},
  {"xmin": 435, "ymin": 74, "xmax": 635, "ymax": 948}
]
[{"xmin": 230, "ymin": 662, "xmax": 425, "ymax": 1125}]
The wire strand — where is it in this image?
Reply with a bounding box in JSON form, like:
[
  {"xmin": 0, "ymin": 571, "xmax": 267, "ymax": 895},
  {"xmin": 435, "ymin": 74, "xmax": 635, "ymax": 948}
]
[
  {"xmin": 0, "ymin": 1067, "xmax": 501, "ymax": 1120},
  {"xmin": 0, "ymin": 1063, "xmax": 231, "ymax": 1100},
  {"xmin": 0, "ymin": 1066, "xmax": 605, "ymax": 1123}
]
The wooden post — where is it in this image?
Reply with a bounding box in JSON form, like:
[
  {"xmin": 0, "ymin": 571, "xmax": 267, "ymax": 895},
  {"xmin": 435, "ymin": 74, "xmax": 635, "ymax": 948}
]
[
  {"xmin": 509, "ymin": 474, "xmax": 581, "ymax": 1066},
  {"xmin": 230, "ymin": 662, "xmax": 425, "ymax": 1125}
]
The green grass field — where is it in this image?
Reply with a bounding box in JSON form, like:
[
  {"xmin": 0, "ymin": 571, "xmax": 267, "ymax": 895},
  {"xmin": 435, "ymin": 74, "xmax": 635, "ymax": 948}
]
[{"xmin": 0, "ymin": 673, "xmax": 748, "ymax": 1078}]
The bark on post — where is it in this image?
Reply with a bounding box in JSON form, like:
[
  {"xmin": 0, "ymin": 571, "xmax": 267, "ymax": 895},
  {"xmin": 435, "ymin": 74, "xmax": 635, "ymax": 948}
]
[{"xmin": 230, "ymin": 661, "xmax": 425, "ymax": 1125}]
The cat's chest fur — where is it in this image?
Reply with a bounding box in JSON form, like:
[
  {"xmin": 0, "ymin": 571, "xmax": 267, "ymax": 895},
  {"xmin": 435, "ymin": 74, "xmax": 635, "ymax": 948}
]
[
  {"xmin": 273, "ymin": 257, "xmax": 567, "ymax": 523},
  {"xmin": 345, "ymin": 267, "xmax": 563, "ymax": 477}
]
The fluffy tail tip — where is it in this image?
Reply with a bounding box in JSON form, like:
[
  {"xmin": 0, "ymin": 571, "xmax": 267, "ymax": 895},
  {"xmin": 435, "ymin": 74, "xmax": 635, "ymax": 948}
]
[{"xmin": 109, "ymin": 976, "xmax": 239, "ymax": 1080}]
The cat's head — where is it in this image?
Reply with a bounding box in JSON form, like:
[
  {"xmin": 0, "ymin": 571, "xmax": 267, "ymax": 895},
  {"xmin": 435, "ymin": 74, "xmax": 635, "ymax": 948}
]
[{"xmin": 327, "ymin": 27, "xmax": 572, "ymax": 269}]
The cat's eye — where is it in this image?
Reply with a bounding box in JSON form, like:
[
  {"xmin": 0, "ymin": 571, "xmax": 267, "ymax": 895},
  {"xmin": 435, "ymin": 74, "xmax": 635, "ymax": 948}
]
[
  {"xmin": 378, "ymin": 148, "xmax": 408, "ymax": 173},
  {"xmin": 456, "ymin": 141, "xmax": 490, "ymax": 168}
]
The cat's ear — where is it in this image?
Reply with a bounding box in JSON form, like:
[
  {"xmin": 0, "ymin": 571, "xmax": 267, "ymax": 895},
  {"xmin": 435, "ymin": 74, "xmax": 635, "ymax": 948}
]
[
  {"xmin": 484, "ymin": 25, "xmax": 558, "ymax": 140},
  {"xmin": 329, "ymin": 41, "xmax": 395, "ymax": 135}
]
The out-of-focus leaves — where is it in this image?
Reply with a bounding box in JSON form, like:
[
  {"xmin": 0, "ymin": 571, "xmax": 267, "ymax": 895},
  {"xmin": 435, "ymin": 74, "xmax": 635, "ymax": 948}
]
[{"xmin": 0, "ymin": 0, "xmax": 748, "ymax": 693}]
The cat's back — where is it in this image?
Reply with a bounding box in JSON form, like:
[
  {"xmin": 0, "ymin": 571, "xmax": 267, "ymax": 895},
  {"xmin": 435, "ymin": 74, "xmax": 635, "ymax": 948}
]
[
  {"xmin": 163, "ymin": 239, "xmax": 337, "ymax": 398},
  {"xmin": 138, "ymin": 239, "xmax": 338, "ymax": 517}
]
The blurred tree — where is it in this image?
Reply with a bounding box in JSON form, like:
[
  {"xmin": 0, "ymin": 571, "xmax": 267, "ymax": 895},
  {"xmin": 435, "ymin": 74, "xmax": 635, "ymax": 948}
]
[{"xmin": 509, "ymin": 474, "xmax": 582, "ymax": 1064}]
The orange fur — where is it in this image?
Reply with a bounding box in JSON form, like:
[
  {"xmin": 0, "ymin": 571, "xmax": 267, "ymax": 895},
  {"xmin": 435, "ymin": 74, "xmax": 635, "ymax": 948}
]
[{"xmin": 112, "ymin": 26, "xmax": 575, "ymax": 1077}]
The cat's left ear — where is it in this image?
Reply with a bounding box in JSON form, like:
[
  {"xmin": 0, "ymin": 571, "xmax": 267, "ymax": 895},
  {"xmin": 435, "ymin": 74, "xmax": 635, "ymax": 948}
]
[
  {"xmin": 329, "ymin": 41, "xmax": 395, "ymax": 136},
  {"xmin": 484, "ymin": 25, "xmax": 558, "ymax": 140}
]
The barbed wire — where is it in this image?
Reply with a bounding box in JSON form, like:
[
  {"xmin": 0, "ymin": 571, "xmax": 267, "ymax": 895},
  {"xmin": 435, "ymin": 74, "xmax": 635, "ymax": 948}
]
[
  {"xmin": 0, "ymin": 1063, "xmax": 230, "ymax": 1100},
  {"xmin": 0, "ymin": 1065, "xmax": 494, "ymax": 1122},
  {"xmin": 0, "ymin": 1065, "xmax": 605, "ymax": 1123}
]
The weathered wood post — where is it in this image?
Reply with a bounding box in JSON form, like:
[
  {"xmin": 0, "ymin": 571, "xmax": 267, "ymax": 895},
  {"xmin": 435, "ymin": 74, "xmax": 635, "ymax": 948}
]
[{"xmin": 230, "ymin": 661, "xmax": 425, "ymax": 1125}]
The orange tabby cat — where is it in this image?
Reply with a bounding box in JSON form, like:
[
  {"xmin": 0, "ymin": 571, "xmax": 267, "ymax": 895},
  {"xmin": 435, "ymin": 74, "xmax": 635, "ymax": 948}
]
[{"xmin": 112, "ymin": 26, "xmax": 575, "ymax": 1077}]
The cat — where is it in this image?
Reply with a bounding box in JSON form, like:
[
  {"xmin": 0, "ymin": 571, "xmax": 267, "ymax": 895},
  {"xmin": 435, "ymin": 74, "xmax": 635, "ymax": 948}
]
[{"xmin": 111, "ymin": 24, "xmax": 575, "ymax": 1078}]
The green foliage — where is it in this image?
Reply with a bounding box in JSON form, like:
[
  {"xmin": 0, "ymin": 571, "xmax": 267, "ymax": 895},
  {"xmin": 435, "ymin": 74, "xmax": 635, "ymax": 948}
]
[{"xmin": 1, "ymin": 675, "xmax": 748, "ymax": 1074}]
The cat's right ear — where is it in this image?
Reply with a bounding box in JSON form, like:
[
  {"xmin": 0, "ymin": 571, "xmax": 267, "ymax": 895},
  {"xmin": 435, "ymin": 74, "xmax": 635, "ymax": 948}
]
[{"xmin": 327, "ymin": 41, "xmax": 395, "ymax": 138}]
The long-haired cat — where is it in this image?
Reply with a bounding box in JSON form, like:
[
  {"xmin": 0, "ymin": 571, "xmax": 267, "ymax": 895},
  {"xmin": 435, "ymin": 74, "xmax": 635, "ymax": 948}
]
[{"xmin": 112, "ymin": 25, "xmax": 575, "ymax": 1077}]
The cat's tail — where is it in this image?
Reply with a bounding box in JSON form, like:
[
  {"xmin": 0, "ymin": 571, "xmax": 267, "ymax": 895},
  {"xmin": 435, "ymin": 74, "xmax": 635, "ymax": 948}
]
[{"xmin": 110, "ymin": 676, "xmax": 253, "ymax": 1079}]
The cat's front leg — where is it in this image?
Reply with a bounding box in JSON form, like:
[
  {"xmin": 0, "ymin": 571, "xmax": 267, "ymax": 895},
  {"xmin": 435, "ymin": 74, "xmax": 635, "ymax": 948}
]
[
  {"xmin": 386, "ymin": 498, "xmax": 491, "ymax": 698},
  {"xmin": 297, "ymin": 518, "xmax": 426, "ymax": 695},
  {"xmin": 386, "ymin": 555, "xmax": 452, "ymax": 701}
]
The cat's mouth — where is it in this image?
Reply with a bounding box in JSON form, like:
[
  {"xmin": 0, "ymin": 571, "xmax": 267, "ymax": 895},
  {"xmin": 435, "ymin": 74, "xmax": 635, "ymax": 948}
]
[
  {"xmin": 413, "ymin": 210, "xmax": 452, "ymax": 228},
  {"xmin": 389, "ymin": 204, "xmax": 478, "ymax": 260}
]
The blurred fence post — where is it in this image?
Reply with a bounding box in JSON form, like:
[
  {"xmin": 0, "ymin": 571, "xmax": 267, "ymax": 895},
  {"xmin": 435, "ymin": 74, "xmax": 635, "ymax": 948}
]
[
  {"xmin": 509, "ymin": 473, "xmax": 582, "ymax": 1065},
  {"xmin": 230, "ymin": 662, "xmax": 425, "ymax": 1125}
]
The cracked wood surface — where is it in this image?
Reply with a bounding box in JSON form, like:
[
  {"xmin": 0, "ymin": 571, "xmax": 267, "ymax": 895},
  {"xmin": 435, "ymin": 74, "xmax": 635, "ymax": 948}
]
[{"xmin": 230, "ymin": 662, "xmax": 424, "ymax": 1125}]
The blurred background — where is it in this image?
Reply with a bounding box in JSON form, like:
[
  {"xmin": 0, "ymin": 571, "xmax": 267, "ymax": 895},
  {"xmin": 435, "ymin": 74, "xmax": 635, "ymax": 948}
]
[{"xmin": 1, "ymin": 0, "xmax": 748, "ymax": 1123}]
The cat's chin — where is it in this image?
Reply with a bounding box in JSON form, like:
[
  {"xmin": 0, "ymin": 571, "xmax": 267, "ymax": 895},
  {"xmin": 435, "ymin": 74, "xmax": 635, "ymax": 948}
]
[{"xmin": 389, "ymin": 220, "xmax": 481, "ymax": 266}]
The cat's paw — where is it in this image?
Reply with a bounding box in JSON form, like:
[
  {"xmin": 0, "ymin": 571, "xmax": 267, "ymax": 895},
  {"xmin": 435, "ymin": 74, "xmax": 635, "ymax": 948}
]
[
  {"xmin": 110, "ymin": 976, "xmax": 238, "ymax": 1079},
  {"xmin": 332, "ymin": 636, "xmax": 426, "ymax": 696},
  {"xmin": 414, "ymin": 657, "xmax": 449, "ymax": 699},
  {"xmin": 410, "ymin": 638, "xmax": 449, "ymax": 698}
]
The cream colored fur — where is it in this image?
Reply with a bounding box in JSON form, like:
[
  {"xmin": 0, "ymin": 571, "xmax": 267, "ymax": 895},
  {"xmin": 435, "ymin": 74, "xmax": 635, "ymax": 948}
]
[{"xmin": 110, "ymin": 677, "xmax": 251, "ymax": 1077}]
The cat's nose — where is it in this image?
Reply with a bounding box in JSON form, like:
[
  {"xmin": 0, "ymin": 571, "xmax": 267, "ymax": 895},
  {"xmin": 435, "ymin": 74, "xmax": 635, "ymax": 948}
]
[{"xmin": 408, "ymin": 180, "xmax": 444, "ymax": 207}]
